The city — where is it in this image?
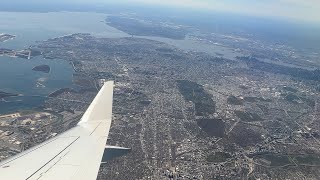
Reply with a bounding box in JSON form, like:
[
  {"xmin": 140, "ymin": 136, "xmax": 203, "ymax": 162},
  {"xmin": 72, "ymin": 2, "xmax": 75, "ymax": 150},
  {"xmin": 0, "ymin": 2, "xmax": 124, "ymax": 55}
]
[{"xmin": 0, "ymin": 8, "xmax": 320, "ymax": 180}]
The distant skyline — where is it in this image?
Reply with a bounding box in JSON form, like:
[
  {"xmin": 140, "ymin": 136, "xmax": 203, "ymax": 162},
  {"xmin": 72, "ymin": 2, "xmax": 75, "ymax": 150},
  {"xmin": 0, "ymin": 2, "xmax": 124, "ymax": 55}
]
[{"xmin": 3, "ymin": 0, "xmax": 320, "ymax": 24}]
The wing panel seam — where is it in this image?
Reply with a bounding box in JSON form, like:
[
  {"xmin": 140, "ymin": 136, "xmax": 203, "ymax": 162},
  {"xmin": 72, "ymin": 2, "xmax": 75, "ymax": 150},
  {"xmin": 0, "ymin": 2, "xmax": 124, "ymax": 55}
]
[
  {"xmin": 26, "ymin": 136, "xmax": 80, "ymax": 180},
  {"xmin": 89, "ymin": 122, "xmax": 102, "ymax": 136},
  {"xmin": 1, "ymin": 137, "xmax": 60, "ymax": 166}
]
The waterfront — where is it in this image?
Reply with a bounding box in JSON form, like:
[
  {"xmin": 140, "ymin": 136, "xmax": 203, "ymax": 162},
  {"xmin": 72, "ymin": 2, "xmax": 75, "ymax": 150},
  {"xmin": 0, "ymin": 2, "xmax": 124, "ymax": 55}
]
[
  {"xmin": 0, "ymin": 56, "xmax": 74, "ymax": 114},
  {"xmin": 0, "ymin": 11, "xmax": 129, "ymax": 114},
  {"xmin": 0, "ymin": 11, "xmax": 240, "ymax": 114}
]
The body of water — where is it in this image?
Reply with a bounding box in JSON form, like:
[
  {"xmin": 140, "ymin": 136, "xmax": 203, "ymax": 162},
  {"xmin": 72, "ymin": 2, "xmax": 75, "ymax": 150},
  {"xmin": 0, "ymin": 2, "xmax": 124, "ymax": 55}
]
[
  {"xmin": 0, "ymin": 11, "xmax": 240, "ymax": 114},
  {"xmin": 0, "ymin": 12, "xmax": 127, "ymax": 114},
  {"xmin": 0, "ymin": 56, "xmax": 74, "ymax": 114}
]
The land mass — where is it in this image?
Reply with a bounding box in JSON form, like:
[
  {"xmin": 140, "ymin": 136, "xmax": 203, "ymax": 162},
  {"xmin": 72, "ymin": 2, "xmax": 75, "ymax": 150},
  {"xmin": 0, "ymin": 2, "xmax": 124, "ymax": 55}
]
[
  {"xmin": 106, "ymin": 16, "xmax": 188, "ymax": 40},
  {"xmin": 0, "ymin": 48, "xmax": 41, "ymax": 59},
  {"xmin": 0, "ymin": 91, "xmax": 19, "ymax": 99},
  {"xmin": 32, "ymin": 34, "xmax": 320, "ymax": 180},
  {"xmin": 0, "ymin": 33, "xmax": 15, "ymax": 42},
  {"xmin": 1, "ymin": 32, "xmax": 320, "ymax": 180},
  {"xmin": 32, "ymin": 65, "xmax": 50, "ymax": 73}
]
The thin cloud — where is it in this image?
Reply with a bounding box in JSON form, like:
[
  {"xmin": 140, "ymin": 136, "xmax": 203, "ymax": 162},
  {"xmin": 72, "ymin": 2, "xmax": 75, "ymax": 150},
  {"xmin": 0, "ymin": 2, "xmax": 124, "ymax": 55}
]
[
  {"xmin": 123, "ymin": 0, "xmax": 320, "ymax": 23},
  {"xmin": 15, "ymin": 0, "xmax": 320, "ymax": 23}
]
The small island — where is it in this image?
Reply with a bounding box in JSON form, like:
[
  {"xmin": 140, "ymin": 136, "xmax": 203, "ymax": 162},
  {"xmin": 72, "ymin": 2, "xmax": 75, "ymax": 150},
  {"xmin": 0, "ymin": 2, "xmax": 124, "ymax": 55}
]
[
  {"xmin": 0, "ymin": 91, "xmax": 19, "ymax": 99},
  {"xmin": 0, "ymin": 33, "xmax": 16, "ymax": 42},
  {"xmin": 32, "ymin": 65, "xmax": 50, "ymax": 73}
]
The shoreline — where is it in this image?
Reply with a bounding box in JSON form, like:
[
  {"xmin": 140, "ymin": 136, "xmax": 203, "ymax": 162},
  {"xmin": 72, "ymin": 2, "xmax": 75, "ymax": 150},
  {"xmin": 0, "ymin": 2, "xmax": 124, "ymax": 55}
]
[{"xmin": 0, "ymin": 33, "xmax": 16, "ymax": 43}]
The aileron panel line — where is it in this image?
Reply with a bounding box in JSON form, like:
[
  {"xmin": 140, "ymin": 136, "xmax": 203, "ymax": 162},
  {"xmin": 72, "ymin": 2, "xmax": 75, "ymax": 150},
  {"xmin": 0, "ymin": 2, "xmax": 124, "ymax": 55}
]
[{"xmin": 26, "ymin": 137, "xmax": 80, "ymax": 180}]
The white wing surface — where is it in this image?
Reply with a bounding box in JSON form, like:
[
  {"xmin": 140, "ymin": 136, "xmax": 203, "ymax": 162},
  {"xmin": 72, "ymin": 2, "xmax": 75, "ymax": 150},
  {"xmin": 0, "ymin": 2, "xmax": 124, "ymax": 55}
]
[{"xmin": 0, "ymin": 81, "xmax": 114, "ymax": 180}]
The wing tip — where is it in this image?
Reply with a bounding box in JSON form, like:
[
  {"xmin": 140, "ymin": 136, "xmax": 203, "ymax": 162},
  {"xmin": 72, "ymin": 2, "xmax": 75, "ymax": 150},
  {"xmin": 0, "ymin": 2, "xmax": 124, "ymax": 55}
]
[{"xmin": 78, "ymin": 80, "xmax": 114, "ymax": 124}]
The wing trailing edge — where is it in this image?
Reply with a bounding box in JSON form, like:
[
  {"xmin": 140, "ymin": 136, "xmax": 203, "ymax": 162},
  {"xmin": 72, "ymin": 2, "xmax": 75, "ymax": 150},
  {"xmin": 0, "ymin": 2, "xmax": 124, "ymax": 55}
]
[{"xmin": 0, "ymin": 81, "xmax": 115, "ymax": 180}]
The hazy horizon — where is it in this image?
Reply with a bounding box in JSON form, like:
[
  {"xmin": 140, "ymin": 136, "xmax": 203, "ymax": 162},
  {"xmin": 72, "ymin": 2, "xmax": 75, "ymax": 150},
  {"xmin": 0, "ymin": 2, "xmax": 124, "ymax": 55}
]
[{"xmin": 2, "ymin": 0, "xmax": 320, "ymax": 25}]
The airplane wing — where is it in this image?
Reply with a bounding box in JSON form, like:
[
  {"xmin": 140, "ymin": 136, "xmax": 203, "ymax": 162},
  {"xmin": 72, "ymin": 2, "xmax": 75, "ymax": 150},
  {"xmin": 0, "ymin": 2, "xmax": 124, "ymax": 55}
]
[{"xmin": 0, "ymin": 81, "xmax": 114, "ymax": 180}]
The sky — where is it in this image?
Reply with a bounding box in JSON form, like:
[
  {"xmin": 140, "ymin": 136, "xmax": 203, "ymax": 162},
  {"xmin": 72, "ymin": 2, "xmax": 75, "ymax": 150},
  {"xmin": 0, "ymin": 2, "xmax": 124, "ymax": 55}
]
[
  {"xmin": 116, "ymin": 0, "xmax": 320, "ymax": 23},
  {"xmin": 3, "ymin": 0, "xmax": 320, "ymax": 24},
  {"xmin": 119, "ymin": 0, "xmax": 320, "ymax": 23}
]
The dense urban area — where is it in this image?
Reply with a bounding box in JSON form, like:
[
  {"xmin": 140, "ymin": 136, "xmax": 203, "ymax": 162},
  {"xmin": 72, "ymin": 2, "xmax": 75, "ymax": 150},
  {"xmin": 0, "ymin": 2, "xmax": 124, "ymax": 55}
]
[{"xmin": 1, "ymin": 14, "xmax": 320, "ymax": 180}]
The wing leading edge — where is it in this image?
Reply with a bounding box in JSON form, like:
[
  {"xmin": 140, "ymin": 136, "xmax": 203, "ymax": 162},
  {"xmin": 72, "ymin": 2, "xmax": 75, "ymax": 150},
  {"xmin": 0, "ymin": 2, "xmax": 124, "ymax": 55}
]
[{"xmin": 0, "ymin": 81, "xmax": 114, "ymax": 180}]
